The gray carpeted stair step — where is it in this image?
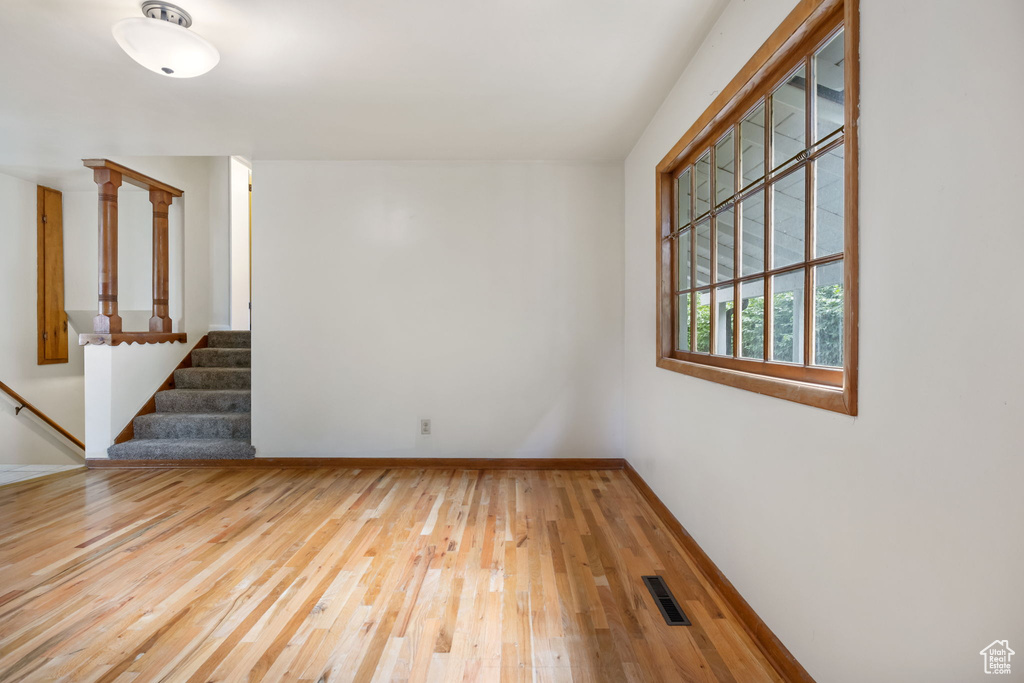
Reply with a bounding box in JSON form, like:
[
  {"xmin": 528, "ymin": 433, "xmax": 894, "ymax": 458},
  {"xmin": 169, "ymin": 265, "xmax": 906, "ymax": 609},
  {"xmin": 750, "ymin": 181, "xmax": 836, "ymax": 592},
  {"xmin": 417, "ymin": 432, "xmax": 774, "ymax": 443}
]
[
  {"xmin": 155, "ymin": 389, "xmax": 251, "ymax": 414},
  {"xmin": 107, "ymin": 438, "xmax": 255, "ymax": 460},
  {"xmin": 191, "ymin": 348, "xmax": 251, "ymax": 368},
  {"xmin": 209, "ymin": 330, "xmax": 250, "ymax": 349},
  {"xmin": 174, "ymin": 367, "xmax": 250, "ymax": 390},
  {"xmin": 108, "ymin": 329, "xmax": 255, "ymax": 461},
  {"xmin": 134, "ymin": 412, "xmax": 251, "ymax": 439}
]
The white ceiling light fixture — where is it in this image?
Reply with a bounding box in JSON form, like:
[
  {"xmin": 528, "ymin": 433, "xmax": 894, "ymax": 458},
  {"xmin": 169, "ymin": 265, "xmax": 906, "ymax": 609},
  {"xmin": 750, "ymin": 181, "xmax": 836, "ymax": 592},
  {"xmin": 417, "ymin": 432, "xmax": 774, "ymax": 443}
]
[{"xmin": 112, "ymin": 2, "xmax": 220, "ymax": 78}]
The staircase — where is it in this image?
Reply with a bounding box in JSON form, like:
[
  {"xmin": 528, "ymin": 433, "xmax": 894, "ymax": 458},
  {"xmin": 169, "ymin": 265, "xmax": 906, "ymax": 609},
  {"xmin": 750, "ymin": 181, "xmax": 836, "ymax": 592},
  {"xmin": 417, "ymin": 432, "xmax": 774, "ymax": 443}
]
[{"xmin": 107, "ymin": 331, "xmax": 255, "ymax": 460}]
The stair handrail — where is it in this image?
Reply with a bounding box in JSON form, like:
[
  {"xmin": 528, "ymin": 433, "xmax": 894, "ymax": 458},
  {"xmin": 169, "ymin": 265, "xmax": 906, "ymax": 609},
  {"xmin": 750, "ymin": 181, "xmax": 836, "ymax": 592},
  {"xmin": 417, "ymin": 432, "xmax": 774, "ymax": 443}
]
[{"xmin": 0, "ymin": 379, "xmax": 86, "ymax": 452}]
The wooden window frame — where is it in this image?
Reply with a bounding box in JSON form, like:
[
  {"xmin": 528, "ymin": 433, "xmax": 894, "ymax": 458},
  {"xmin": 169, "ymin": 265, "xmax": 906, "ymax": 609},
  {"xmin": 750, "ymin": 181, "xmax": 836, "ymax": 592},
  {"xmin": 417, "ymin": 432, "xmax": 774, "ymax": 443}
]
[{"xmin": 655, "ymin": 0, "xmax": 859, "ymax": 415}]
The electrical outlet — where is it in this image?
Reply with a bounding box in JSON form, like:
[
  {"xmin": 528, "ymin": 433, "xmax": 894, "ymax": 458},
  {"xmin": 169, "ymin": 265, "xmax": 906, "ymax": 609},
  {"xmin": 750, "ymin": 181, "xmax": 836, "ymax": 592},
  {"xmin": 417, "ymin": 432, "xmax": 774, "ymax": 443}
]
[{"xmin": 420, "ymin": 419, "xmax": 431, "ymax": 436}]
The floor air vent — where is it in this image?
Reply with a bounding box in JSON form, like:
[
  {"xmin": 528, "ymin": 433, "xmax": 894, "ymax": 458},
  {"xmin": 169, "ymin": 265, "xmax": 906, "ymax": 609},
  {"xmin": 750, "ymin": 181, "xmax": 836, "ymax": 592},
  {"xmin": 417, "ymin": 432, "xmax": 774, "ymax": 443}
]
[{"xmin": 642, "ymin": 575, "xmax": 691, "ymax": 626}]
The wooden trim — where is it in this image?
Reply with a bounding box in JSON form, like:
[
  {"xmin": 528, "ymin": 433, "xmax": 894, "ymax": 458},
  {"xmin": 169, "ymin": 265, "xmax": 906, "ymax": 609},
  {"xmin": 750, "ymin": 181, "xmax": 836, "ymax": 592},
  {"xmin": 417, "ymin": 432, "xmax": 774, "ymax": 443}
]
[
  {"xmin": 82, "ymin": 159, "xmax": 184, "ymax": 197},
  {"xmin": 113, "ymin": 335, "xmax": 207, "ymax": 445},
  {"xmin": 842, "ymin": 0, "xmax": 860, "ymax": 416},
  {"xmin": 79, "ymin": 332, "xmax": 188, "ymax": 347},
  {"xmin": 623, "ymin": 462, "xmax": 815, "ymax": 683},
  {"xmin": 36, "ymin": 186, "xmax": 47, "ymax": 364},
  {"xmin": 0, "ymin": 466, "xmax": 86, "ymax": 490},
  {"xmin": 657, "ymin": 356, "xmax": 847, "ymax": 413},
  {"xmin": 0, "ymin": 380, "xmax": 85, "ymax": 451},
  {"xmin": 87, "ymin": 457, "xmax": 628, "ymax": 470},
  {"xmin": 655, "ymin": 0, "xmax": 857, "ymax": 415},
  {"xmin": 671, "ymin": 349, "xmax": 842, "ymax": 387},
  {"xmin": 656, "ymin": 172, "xmax": 674, "ymax": 356}
]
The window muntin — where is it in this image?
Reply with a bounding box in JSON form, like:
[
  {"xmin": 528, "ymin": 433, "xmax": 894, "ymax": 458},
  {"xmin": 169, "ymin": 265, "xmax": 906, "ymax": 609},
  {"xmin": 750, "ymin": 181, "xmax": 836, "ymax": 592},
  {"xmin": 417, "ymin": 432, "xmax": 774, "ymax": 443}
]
[{"xmin": 660, "ymin": 17, "xmax": 853, "ymax": 401}]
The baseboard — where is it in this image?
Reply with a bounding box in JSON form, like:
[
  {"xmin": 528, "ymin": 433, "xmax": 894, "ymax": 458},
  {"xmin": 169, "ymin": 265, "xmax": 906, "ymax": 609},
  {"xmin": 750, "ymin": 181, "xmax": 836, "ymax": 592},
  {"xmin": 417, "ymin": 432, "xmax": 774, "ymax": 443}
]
[
  {"xmin": 622, "ymin": 462, "xmax": 814, "ymax": 683},
  {"xmin": 86, "ymin": 457, "xmax": 627, "ymax": 470}
]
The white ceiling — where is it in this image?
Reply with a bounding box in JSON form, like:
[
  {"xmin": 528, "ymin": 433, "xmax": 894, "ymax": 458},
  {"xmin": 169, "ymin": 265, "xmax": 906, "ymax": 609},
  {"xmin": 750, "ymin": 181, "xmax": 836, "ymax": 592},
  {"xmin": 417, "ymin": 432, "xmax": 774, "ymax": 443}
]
[{"xmin": 0, "ymin": 0, "xmax": 728, "ymax": 165}]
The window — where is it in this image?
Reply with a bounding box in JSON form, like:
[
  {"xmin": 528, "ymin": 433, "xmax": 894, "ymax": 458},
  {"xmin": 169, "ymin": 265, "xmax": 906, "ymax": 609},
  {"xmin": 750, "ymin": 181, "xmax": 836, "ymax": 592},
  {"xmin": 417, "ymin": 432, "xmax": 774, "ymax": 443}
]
[{"xmin": 656, "ymin": 0, "xmax": 858, "ymax": 414}]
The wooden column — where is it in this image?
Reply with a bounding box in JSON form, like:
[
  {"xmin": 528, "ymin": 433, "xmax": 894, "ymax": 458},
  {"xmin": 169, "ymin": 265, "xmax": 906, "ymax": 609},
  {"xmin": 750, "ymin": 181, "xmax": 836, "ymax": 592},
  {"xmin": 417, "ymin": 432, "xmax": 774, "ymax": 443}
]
[
  {"xmin": 80, "ymin": 158, "xmax": 186, "ymax": 346},
  {"xmin": 149, "ymin": 190, "xmax": 173, "ymax": 333},
  {"xmin": 92, "ymin": 168, "xmax": 122, "ymax": 334}
]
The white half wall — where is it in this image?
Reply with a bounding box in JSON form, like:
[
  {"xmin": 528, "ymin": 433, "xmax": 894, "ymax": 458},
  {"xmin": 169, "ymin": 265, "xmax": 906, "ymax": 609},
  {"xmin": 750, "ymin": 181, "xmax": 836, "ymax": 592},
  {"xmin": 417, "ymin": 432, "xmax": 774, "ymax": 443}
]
[
  {"xmin": 0, "ymin": 171, "xmax": 84, "ymax": 464},
  {"xmin": 83, "ymin": 342, "xmax": 193, "ymax": 459},
  {"xmin": 623, "ymin": 0, "xmax": 1024, "ymax": 681},
  {"xmin": 252, "ymin": 161, "xmax": 624, "ymax": 459}
]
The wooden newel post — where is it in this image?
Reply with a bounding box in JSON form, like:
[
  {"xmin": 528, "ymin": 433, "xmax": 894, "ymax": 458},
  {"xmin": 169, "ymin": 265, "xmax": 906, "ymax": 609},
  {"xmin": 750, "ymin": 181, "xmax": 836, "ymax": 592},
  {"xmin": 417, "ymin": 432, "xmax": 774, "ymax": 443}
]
[
  {"xmin": 149, "ymin": 190, "xmax": 173, "ymax": 333},
  {"xmin": 93, "ymin": 168, "xmax": 123, "ymax": 334}
]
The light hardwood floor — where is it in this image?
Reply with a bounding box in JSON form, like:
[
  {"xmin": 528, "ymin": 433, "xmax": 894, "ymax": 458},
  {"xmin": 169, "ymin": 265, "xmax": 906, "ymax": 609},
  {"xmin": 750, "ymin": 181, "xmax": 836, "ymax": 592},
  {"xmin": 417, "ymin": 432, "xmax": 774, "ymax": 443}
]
[{"xmin": 0, "ymin": 468, "xmax": 783, "ymax": 682}]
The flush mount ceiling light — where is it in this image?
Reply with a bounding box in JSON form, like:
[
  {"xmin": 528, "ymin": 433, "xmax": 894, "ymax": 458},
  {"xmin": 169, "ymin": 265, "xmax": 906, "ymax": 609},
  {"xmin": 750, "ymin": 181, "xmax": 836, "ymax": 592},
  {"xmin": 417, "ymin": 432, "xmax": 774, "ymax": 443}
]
[{"xmin": 112, "ymin": 2, "xmax": 219, "ymax": 78}]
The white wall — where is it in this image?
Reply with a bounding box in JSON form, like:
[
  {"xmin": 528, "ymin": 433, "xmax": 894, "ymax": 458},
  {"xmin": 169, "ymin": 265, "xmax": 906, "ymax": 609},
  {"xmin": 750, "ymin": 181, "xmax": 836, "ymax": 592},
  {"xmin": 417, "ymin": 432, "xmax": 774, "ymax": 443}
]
[
  {"xmin": 623, "ymin": 1, "xmax": 1024, "ymax": 681},
  {"xmin": 0, "ymin": 172, "xmax": 83, "ymax": 464},
  {"xmin": 252, "ymin": 162, "xmax": 623, "ymax": 459},
  {"xmin": 209, "ymin": 156, "xmax": 232, "ymax": 331}
]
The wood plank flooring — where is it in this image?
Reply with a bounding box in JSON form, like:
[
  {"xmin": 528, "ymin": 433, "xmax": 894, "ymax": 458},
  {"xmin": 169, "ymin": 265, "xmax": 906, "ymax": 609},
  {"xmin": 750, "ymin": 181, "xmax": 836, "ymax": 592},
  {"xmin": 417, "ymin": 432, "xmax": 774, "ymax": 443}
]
[{"xmin": 0, "ymin": 468, "xmax": 784, "ymax": 682}]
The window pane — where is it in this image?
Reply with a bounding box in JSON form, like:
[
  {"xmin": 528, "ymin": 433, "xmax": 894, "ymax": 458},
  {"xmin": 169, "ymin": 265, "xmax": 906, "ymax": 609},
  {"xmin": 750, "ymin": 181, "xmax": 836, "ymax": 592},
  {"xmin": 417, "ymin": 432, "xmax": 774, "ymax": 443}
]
[
  {"xmin": 772, "ymin": 65, "xmax": 806, "ymax": 170},
  {"xmin": 741, "ymin": 103, "xmax": 765, "ymax": 188},
  {"xmin": 815, "ymin": 144, "xmax": 844, "ymax": 257},
  {"xmin": 695, "ymin": 218, "xmax": 712, "ymax": 287},
  {"xmin": 740, "ymin": 190, "xmax": 765, "ymax": 275},
  {"xmin": 771, "ymin": 269, "xmax": 805, "ymax": 363},
  {"xmin": 813, "ymin": 261, "xmax": 843, "ymax": 367},
  {"xmin": 677, "ymin": 168, "xmax": 692, "ymax": 228},
  {"xmin": 715, "ymin": 207, "xmax": 734, "ymax": 282},
  {"xmin": 740, "ymin": 279, "xmax": 764, "ymax": 360},
  {"xmin": 695, "ymin": 289, "xmax": 711, "ymax": 353},
  {"xmin": 714, "ymin": 285, "xmax": 735, "ymax": 356},
  {"xmin": 715, "ymin": 130, "xmax": 735, "ymax": 206},
  {"xmin": 814, "ymin": 29, "xmax": 845, "ymax": 142},
  {"xmin": 695, "ymin": 151, "xmax": 711, "ymax": 217},
  {"xmin": 678, "ymin": 229, "xmax": 692, "ymax": 290},
  {"xmin": 772, "ymin": 168, "xmax": 806, "ymax": 269},
  {"xmin": 678, "ymin": 293, "xmax": 691, "ymax": 352}
]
